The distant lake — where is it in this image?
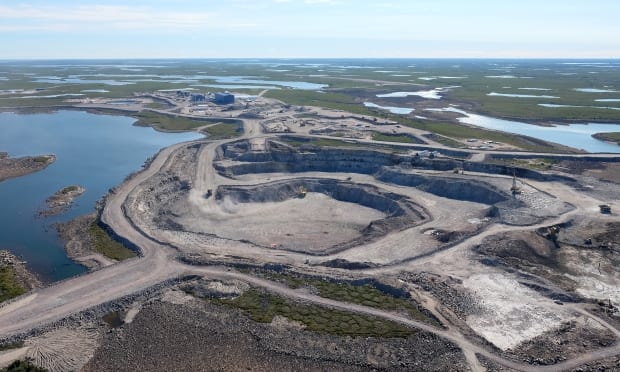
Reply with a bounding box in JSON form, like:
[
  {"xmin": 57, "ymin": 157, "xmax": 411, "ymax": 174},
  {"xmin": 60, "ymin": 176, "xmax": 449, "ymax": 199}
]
[
  {"xmin": 363, "ymin": 102, "xmax": 414, "ymax": 115},
  {"xmin": 0, "ymin": 111, "xmax": 202, "ymax": 282},
  {"xmin": 488, "ymin": 92, "xmax": 559, "ymax": 99},
  {"xmin": 431, "ymin": 108, "xmax": 620, "ymax": 153},
  {"xmin": 377, "ymin": 86, "xmax": 459, "ymax": 100}
]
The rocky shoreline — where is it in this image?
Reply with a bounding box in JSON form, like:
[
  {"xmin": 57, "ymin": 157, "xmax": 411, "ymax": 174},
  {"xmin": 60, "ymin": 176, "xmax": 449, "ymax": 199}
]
[
  {"xmin": 55, "ymin": 213, "xmax": 113, "ymax": 270},
  {"xmin": 0, "ymin": 152, "xmax": 55, "ymax": 182},
  {"xmin": 0, "ymin": 250, "xmax": 41, "ymax": 291}
]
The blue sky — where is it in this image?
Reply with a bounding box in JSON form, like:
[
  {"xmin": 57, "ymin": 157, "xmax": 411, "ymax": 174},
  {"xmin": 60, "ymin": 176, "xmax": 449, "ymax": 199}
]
[{"xmin": 1, "ymin": 0, "xmax": 619, "ymax": 59}]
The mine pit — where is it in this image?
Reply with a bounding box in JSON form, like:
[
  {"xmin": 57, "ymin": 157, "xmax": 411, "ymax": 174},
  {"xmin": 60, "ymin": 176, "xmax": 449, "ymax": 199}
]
[{"xmin": 176, "ymin": 178, "xmax": 428, "ymax": 254}]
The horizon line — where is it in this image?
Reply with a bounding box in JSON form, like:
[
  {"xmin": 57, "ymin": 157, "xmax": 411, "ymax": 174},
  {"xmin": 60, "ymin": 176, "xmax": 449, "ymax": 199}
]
[{"xmin": 1, "ymin": 57, "xmax": 620, "ymax": 61}]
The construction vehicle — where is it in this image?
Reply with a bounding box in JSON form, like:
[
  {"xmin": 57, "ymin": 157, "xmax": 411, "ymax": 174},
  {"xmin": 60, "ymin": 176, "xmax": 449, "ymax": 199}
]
[
  {"xmin": 510, "ymin": 169, "xmax": 522, "ymax": 195},
  {"xmin": 546, "ymin": 225, "xmax": 561, "ymax": 247},
  {"xmin": 298, "ymin": 186, "xmax": 307, "ymax": 198}
]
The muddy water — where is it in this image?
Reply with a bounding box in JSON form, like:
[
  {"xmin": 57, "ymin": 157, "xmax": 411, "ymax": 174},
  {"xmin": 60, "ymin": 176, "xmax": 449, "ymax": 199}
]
[{"xmin": 0, "ymin": 111, "xmax": 202, "ymax": 282}]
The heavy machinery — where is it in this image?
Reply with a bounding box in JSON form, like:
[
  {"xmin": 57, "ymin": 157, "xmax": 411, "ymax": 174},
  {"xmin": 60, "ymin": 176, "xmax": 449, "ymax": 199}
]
[
  {"xmin": 510, "ymin": 169, "xmax": 522, "ymax": 195},
  {"xmin": 298, "ymin": 186, "xmax": 307, "ymax": 198}
]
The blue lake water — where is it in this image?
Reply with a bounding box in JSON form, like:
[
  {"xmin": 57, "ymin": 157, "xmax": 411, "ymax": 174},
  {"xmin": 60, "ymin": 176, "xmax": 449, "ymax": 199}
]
[
  {"xmin": 488, "ymin": 92, "xmax": 559, "ymax": 99},
  {"xmin": 0, "ymin": 111, "xmax": 202, "ymax": 282},
  {"xmin": 363, "ymin": 102, "xmax": 414, "ymax": 115},
  {"xmin": 432, "ymin": 108, "xmax": 620, "ymax": 153}
]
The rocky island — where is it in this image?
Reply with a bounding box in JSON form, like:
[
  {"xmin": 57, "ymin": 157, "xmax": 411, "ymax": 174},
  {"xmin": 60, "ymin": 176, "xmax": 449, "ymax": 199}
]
[
  {"xmin": 0, "ymin": 152, "xmax": 55, "ymax": 182},
  {"xmin": 39, "ymin": 185, "xmax": 86, "ymax": 216}
]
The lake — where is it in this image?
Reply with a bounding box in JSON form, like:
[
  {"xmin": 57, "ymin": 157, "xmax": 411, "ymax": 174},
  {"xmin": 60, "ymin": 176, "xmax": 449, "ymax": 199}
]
[
  {"xmin": 0, "ymin": 111, "xmax": 202, "ymax": 282},
  {"xmin": 430, "ymin": 108, "xmax": 620, "ymax": 153},
  {"xmin": 363, "ymin": 102, "xmax": 414, "ymax": 115}
]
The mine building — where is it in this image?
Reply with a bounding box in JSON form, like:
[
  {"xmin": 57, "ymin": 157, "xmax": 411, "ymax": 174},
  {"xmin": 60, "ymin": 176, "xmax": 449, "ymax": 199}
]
[
  {"xmin": 214, "ymin": 92, "xmax": 235, "ymax": 105},
  {"xmin": 190, "ymin": 93, "xmax": 206, "ymax": 103}
]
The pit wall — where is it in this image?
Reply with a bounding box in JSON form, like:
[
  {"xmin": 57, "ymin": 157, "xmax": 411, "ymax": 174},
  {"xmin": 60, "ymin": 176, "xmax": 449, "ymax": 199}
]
[
  {"xmin": 215, "ymin": 178, "xmax": 425, "ymax": 219},
  {"xmin": 217, "ymin": 141, "xmax": 576, "ymax": 183},
  {"xmin": 215, "ymin": 178, "xmax": 429, "ymax": 254},
  {"xmin": 375, "ymin": 168, "xmax": 509, "ymax": 205}
]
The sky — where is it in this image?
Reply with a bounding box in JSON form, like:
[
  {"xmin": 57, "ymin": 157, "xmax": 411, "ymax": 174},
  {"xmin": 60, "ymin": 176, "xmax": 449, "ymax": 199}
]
[{"xmin": 0, "ymin": 0, "xmax": 619, "ymax": 59}]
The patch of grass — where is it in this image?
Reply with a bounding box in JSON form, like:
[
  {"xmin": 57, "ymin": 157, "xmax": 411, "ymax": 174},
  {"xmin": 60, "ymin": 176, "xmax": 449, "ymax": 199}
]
[
  {"xmin": 32, "ymin": 156, "xmax": 50, "ymax": 163},
  {"xmin": 133, "ymin": 111, "xmax": 215, "ymax": 131},
  {"xmin": 262, "ymin": 272, "xmax": 439, "ymax": 326},
  {"xmin": 60, "ymin": 185, "xmax": 78, "ymax": 194},
  {"xmin": 1, "ymin": 359, "xmax": 46, "ymax": 372},
  {"xmin": 313, "ymin": 282, "xmax": 435, "ymax": 324},
  {"xmin": 89, "ymin": 223, "xmax": 136, "ymax": 261},
  {"xmin": 492, "ymin": 158, "xmax": 559, "ymax": 171},
  {"xmin": 218, "ymin": 289, "xmax": 414, "ymax": 338},
  {"xmin": 201, "ymin": 122, "xmax": 243, "ymax": 140},
  {"xmin": 144, "ymin": 101, "xmax": 169, "ymax": 110},
  {"xmin": 0, "ymin": 267, "xmax": 26, "ymax": 303},
  {"xmin": 371, "ymin": 132, "xmax": 417, "ymax": 143},
  {"xmin": 592, "ymin": 132, "xmax": 620, "ymax": 144},
  {"xmin": 423, "ymin": 133, "xmax": 468, "ymax": 148},
  {"xmin": 265, "ymin": 90, "xmax": 375, "ymax": 116}
]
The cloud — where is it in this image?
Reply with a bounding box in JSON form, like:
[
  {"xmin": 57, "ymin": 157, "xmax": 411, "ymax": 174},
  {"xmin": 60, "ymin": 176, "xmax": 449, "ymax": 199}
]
[{"xmin": 0, "ymin": 4, "xmax": 217, "ymax": 31}]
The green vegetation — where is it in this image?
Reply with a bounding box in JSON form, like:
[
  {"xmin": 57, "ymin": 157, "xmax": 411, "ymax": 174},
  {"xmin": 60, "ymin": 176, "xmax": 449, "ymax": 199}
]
[
  {"xmin": 371, "ymin": 132, "xmax": 418, "ymax": 143},
  {"xmin": 423, "ymin": 133, "xmax": 468, "ymax": 148},
  {"xmin": 492, "ymin": 157, "xmax": 559, "ymax": 171},
  {"xmin": 144, "ymin": 101, "xmax": 169, "ymax": 110},
  {"xmin": 89, "ymin": 223, "xmax": 136, "ymax": 261},
  {"xmin": 0, "ymin": 341, "xmax": 24, "ymax": 352},
  {"xmin": 32, "ymin": 156, "xmax": 50, "ymax": 163},
  {"xmin": 0, "ymin": 266, "xmax": 26, "ymax": 303},
  {"xmin": 133, "ymin": 111, "xmax": 213, "ymax": 131},
  {"xmin": 218, "ymin": 289, "xmax": 414, "ymax": 338},
  {"xmin": 201, "ymin": 122, "xmax": 243, "ymax": 140},
  {"xmin": 450, "ymin": 86, "xmax": 620, "ymax": 122},
  {"xmin": 313, "ymin": 282, "xmax": 435, "ymax": 324},
  {"xmin": 265, "ymin": 273, "xmax": 437, "ymax": 325},
  {"xmin": 1, "ymin": 359, "xmax": 46, "ymax": 372},
  {"xmin": 265, "ymin": 90, "xmax": 375, "ymax": 116},
  {"xmin": 592, "ymin": 132, "xmax": 620, "ymax": 144},
  {"xmin": 60, "ymin": 185, "xmax": 78, "ymax": 194}
]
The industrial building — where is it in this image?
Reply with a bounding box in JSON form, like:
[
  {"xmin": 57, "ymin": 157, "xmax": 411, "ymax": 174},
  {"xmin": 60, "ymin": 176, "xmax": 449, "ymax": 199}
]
[
  {"xmin": 190, "ymin": 93, "xmax": 206, "ymax": 103},
  {"xmin": 214, "ymin": 92, "xmax": 235, "ymax": 105}
]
